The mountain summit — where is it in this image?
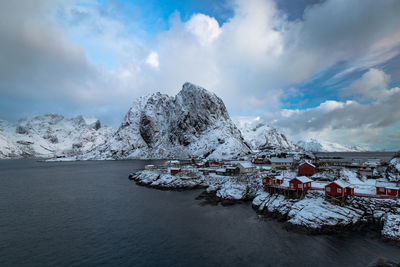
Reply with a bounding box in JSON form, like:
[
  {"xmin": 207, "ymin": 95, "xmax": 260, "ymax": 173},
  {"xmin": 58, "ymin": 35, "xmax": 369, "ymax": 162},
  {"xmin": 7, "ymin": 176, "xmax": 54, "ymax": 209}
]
[{"xmin": 84, "ymin": 82, "xmax": 251, "ymax": 159}]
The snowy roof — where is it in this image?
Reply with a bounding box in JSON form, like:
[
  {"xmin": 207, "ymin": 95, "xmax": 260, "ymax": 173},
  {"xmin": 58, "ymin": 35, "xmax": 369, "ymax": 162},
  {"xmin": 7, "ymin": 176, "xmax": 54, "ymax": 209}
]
[
  {"xmin": 376, "ymin": 181, "xmax": 398, "ymax": 188},
  {"xmin": 216, "ymin": 168, "xmax": 226, "ymax": 172},
  {"xmin": 386, "ymin": 187, "xmax": 400, "ymax": 190},
  {"xmin": 299, "ymin": 161, "xmax": 315, "ymax": 168},
  {"xmin": 258, "ymin": 166, "xmax": 271, "ymax": 170},
  {"xmin": 270, "ymin": 157, "xmax": 294, "ymax": 163},
  {"xmin": 293, "ymin": 176, "xmax": 313, "ymax": 183},
  {"xmin": 330, "ymin": 180, "xmax": 353, "ymax": 188},
  {"xmin": 170, "ymin": 167, "xmax": 181, "ymax": 170},
  {"xmin": 238, "ymin": 162, "xmax": 254, "ymax": 168}
]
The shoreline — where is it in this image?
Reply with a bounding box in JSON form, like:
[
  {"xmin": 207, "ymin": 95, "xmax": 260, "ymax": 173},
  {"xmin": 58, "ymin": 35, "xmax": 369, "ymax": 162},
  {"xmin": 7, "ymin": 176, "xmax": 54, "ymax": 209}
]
[{"xmin": 129, "ymin": 168, "xmax": 400, "ymax": 245}]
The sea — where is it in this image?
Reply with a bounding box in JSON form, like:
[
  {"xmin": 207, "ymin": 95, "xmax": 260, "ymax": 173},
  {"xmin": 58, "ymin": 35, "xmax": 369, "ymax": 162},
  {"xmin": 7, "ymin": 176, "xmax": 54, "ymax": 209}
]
[{"xmin": 0, "ymin": 158, "xmax": 399, "ymax": 267}]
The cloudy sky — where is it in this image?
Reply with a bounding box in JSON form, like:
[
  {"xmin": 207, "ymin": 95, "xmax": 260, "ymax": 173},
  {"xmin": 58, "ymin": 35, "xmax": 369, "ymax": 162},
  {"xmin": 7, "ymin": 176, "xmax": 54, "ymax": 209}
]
[{"xmin": 1, "ymin": 0, "xmax": 400, "ymax": 150}]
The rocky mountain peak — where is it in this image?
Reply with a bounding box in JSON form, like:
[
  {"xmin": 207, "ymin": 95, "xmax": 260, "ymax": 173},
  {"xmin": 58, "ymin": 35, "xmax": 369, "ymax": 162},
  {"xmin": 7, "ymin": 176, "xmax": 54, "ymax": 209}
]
[{"xmin": 85, "ymin": 82, "xmax": 251, "ymax": 159}]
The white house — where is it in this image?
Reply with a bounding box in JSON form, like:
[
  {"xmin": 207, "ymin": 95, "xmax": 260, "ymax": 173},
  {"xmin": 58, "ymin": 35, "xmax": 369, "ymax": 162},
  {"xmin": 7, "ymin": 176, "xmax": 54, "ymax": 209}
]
[
  {"xmin": 270, "ymin": 157, "xmax": 294, "ymax": 169},
  {"xmin": 237, "ymin": 162, "xmax": 256, "ymax": 173}
]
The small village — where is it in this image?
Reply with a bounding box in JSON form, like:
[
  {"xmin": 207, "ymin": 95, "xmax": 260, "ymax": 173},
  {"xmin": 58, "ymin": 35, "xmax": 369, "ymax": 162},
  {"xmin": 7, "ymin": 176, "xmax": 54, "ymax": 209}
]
[
  {"xmin": 131, "ymin": 152, "xmax": 400, "ymax": 243},
  {"xmin": 141, "ymin": 151, "xmax": 400, "ymax": 204}
]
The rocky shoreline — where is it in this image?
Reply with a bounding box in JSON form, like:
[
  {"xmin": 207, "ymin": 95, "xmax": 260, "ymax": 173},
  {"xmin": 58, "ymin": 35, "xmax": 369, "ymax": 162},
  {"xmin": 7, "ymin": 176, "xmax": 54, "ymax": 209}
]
[{"xmin": 130, "ymin": 169, "xmax": 400, "ymax": 245}]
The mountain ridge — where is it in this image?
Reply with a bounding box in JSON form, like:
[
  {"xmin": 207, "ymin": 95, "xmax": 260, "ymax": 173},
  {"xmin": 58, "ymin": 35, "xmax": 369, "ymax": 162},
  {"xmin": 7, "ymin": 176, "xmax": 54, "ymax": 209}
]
[{"xmin": 83, "ymin": 82, "xmax": 251, "ymax": 160}]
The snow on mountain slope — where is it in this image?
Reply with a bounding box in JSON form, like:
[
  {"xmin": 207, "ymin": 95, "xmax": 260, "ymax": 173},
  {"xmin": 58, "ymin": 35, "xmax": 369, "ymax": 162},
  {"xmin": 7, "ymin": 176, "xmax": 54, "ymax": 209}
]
[
  {"xmin": 234, "ymin": 119, "xmax": 297, "ymax": 151},
  {"xmin": 83, "ymin": 82, "xmax": 251, "ymax": 160},
  {"xmin": 0, "ymin": 133, "xmax": 21, "ymax": 159},
  {"xmin": 0, "ymin": 114, "xmax": 113, "ymax": 158},
  {"xmin": 297, "ymin": 139, "xmax": 366, "ymax": 152}
]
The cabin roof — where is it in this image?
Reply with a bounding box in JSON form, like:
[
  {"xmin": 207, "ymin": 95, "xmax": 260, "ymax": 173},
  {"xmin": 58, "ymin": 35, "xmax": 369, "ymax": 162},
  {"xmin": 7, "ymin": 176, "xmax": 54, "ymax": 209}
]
[
  {"xmin": 270, "ymin": 157, "xmax": 294, "ymax": 163},
  {"xmin": 238, "ymin": 162, "xmax": 254, "ymax": 168},
  {"xmin": 386, "ymin": 187, "xmax": 400, "ymax": 190},
  {"xmin": 299, "ymin": 161, "xmax": 315, "ymax": 168},
  {"xmin": 293, "ymin": 176, "xmax": 313, "ymax": 183},
  {"xmin": 330, "ymin": 180, "xmax": 353, "ymax": 188},
  {"xmin": 376, "ymin": 181, "xmax": 397, "ymax": 188}
]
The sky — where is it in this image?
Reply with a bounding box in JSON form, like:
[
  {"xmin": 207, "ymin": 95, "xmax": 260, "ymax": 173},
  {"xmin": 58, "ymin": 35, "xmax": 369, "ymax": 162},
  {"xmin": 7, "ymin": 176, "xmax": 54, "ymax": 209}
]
[{"xmin": 0, "ymin": 0, "xmax": 400, "ymax": 151}]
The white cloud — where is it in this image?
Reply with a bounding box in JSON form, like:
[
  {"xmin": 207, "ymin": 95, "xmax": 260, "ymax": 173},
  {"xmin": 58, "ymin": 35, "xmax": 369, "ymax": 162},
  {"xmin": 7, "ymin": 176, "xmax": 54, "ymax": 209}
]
[
  {"xmin": 263, "ymin": 69, "xmax": 400, "ymax": 150},
  {"xmin": 185, "ymin": 14, "xmax": 222, "ymax": 46},
  {"xmin": 145, "ymin": 52, "xmax": 159, "ymax": 68},
  {"xmin": 342, "ymin": 68, "xmax": 390, "ymax": 101},
  {"xmin": 1, "ymin": 0, "xmax": 400, "ymax": 148}
]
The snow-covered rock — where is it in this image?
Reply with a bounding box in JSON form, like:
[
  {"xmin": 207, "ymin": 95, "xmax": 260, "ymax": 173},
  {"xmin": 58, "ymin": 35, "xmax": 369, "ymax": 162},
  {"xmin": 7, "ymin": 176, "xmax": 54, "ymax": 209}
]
[
  {"xmin": 235, "ymin": 119, "xmax": 297, "ymax": 151},
  {"xmin": 84, "ymin": 82, "xmax": 251, "ymax": 160},
  {"xmin": 253, "ymin": 191, "xmax": 364, "ymax": 231},
  {"xmin": 382, "ymin": 214, "xmax": 400, "ymax": 242},
  {"xmin": 286, "ymin": 196, "xmax": 363, "ymax": 229},
  {"xmin": 297, "ymin": 139, "xmax": 366, "ymax": 152},
  {"xmin": 389, "ymin": 157, "xmax": 400, "ymax": 173},
  {"xmin": 0, "ymin": 114, "xmax": 113, "ymax": 158}
]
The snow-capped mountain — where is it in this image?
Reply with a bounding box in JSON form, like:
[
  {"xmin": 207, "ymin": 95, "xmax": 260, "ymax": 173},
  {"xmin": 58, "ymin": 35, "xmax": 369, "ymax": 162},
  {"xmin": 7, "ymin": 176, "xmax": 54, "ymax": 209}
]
[
  {"xmin": 0, "ymin": 114, "xmax": 113, "ymax": 158},
  {"xmin": 83, "ymin": 82, "xmax": 251, "ymax": 160},
  {"xmin": 234, "ymin": 119, "xmax": 297, "ymax": 151},
  {"xmin": 297, "ymin": 139, "xmax": 366, "ymax": 152}
]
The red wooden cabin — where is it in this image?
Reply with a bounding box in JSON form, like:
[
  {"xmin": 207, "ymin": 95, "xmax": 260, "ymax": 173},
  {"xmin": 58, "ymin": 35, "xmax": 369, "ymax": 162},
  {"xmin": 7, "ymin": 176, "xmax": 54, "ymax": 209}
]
[
  {"xmin": 376, "ymin": 186, "xmax": 386, "ymax": 195},
  {"xmin": 386, "ymin": 187, "xmax": 399, "ymax": 197},
  {"xmin": 262, "ymin": 176, "xmax": 284, "ymax": 186},
  {"xmin": 325, "ymin": 181, "xmax": 354, "ymax": 196},
  {"xmin": 262, "ymin": 176, "xmax": 274, "ymax": 185},
  {"xmin": 289, "ymin": 176, "xmax": 312, "ymax": 191},
  {"xmin": 274, "ymin": 177, "xmax": 284, "ymax": 185},
  {"xmin": 170, "ymin": 168, "xmax": 181, "ymax": 175},
  {"xmin": 298, "ymin": 162, "xmax": 315, "ymax": 176},
  {"xmin": 254, "ymin": 158, "xmax": 265, "ymax": 164}
]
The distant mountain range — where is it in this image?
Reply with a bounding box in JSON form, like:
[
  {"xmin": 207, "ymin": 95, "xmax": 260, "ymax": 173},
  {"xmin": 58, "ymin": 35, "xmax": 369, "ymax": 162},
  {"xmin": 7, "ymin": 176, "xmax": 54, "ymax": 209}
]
[
  {"xmin": 296, "ymin": 139, "xmax": 366, "ymax": 152},
  {"xmin": 0, "ymin": 83, "xmax": 368, "ymax": 159},
  {"xmin": 234, "ymin": 119, "xmax": 298, "ymax": 152},
  {"xmin": 0, "ymin": 114, "xmax": 113, "ymax": 158}
]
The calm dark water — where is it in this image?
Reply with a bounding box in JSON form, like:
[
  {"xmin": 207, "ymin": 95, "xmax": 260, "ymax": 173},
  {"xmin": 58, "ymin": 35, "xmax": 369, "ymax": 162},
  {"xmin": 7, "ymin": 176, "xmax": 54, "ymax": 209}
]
[{"xmin": 0, "ymin": 159, "xmax": 399, "ymax": 267}]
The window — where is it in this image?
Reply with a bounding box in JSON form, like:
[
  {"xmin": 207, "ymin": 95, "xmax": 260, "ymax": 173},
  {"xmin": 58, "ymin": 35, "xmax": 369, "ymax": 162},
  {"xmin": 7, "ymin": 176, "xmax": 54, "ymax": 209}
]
[
  {"xmin": 298, "ymin": 184, "xmax": 302, "ymax": 189},
  {"xmin": 326, "ymin": 187, "xmax": 331, "ymax": 192},
  {"xmin": 337, "ymin": 188, "xmax": 342, "ymax": 193},
  {"xmin": 380, "ymin": 187, "xmax": 385, "ymax": 192},
  {"xmin": 291, "ymin": 184, "xmax": 294, "ymax": 188}
]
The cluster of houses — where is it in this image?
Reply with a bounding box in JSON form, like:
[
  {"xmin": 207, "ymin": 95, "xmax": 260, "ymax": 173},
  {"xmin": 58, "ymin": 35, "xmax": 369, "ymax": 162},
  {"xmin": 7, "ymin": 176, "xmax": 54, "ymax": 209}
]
[
  {"xmin": 261, "ymin": 161, "xmax": 400, "ymax": 199},
  {"xmin": 144, "ymin": 155, "xmax": 400, "ymax": 200},
  {"xmin": 158, "ymin": 159, "xmax": 258, "ymax": 176}
]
